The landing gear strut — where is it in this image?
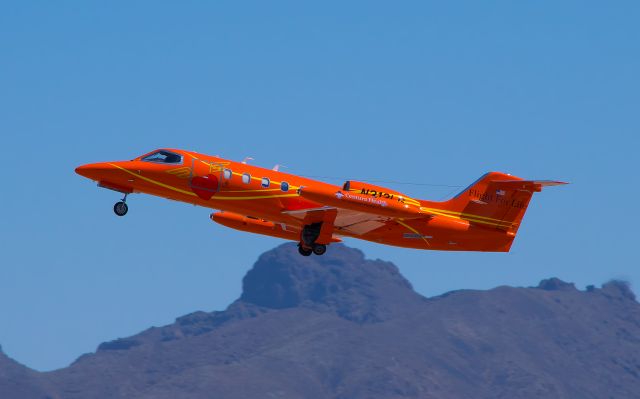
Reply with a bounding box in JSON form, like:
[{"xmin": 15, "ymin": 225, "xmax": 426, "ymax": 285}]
[{"xmin": 113, "ymin": 194, "xmax": 128, "ymax": 217}]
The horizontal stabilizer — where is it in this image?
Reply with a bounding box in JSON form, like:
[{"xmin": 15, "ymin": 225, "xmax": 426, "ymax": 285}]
[{"xmin": 491, "ymin": 179, "xmax": 569, "ymax": 192}]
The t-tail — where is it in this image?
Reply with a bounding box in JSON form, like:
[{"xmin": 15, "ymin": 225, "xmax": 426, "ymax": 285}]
[{"xmin": 421, "ymin": 172, "xmax": 567, "ymax": 235}]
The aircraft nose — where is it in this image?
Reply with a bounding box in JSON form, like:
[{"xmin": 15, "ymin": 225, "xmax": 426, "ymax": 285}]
[{"xmin": 75, "ymin": 162, "xmax": 110, "ymax": 179}]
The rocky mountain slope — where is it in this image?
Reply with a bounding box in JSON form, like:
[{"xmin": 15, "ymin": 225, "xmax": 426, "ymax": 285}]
[{"xmin": 1, "ymin": 243, "xmax": 639, "ymax": 398}]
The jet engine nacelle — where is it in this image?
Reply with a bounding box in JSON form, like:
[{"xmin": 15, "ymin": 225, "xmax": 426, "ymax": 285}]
[{"xmin": 211, "ymin": 211, "xmax": 300, "ymax": 241}]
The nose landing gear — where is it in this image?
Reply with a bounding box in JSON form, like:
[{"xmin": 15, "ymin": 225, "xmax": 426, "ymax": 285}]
[{"xmin": 113, "ymin": 194, "xmax": 129, "ymax": 216}]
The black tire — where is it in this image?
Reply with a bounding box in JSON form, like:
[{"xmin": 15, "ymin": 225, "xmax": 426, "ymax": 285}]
[
  {"xmin": 312, "ymin": 244, "xmax": 327, "ymax": 256},
  {"xmin": 298, "ymin": 245, "xmax": 312, "ymax": 256},
  {"xmin": 114, "ymin": 201, "xmax": 128, "ymax": 216}
]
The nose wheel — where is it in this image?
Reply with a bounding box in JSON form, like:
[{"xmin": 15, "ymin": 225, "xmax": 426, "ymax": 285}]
[{"xmin": 113, "ymin": 194, "xmax": 129, "ymax": 216}]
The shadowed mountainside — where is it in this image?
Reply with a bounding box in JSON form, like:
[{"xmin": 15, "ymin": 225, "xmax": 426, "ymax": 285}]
[{"xmin": 1, "ymin": 243, "xmax": 639, "ymax": 399}]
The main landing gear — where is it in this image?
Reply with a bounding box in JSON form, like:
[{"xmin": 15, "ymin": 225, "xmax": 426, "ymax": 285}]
[
  {"xmin": 298, "ymin": 223, "xmax": 328, "ymax": 256},
  {"xmin": 312, "ymin": 244, "xmax": 327, "ymax": 255},
  {"xmin": 113, "ymin": 194, "xmax": 129, "ymax": 217},
  {"xmin": 298, "ymin": 245, "xmax": 312, "ymax": 256},
  {"xmin": 297, "ymin": 243, "xmax": 327, "ymax": 257}
]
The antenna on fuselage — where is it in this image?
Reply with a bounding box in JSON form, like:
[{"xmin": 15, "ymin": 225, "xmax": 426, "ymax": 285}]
[
  {"xmin": 272, "ymin": 164, "xmax": 286, "ymax": 171},
  {"xmin": 241, "ymin": 157, "xmax": 254, "ymax": 164}
]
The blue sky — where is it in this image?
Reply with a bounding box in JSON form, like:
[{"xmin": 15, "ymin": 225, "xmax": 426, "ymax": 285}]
[{"xmin": 1, "ymin": 1, "xmax": 638, "ymax": 371}]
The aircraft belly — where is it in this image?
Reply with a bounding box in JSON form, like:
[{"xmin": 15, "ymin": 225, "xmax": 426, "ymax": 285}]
[{"xmin": 353, "ymin": 218, "xmax": 513, "ymax": 252}]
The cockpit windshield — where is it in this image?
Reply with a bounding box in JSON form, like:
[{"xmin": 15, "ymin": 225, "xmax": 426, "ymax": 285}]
[{"xmin": 141, "ymin": 150, "xmax": 183, "ymax": 164}]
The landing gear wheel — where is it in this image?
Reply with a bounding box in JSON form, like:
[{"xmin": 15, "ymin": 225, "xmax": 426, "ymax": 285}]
[
  {"xmin": 113, "ymin": 201, "xmax": 128, "ymax": 216},
  {"xmin": 298, "ymin": 245, "xmax": 312, "ymax": 257},
  {"xmin": 312, "ymin": 244, "xmax": 327, "ymax": 256}
]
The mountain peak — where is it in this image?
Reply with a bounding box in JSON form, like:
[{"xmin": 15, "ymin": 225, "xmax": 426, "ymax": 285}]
[
  {"xmin": 536, "ymin": 277, "xmax": 577, "ymax": 291},
  {"xmin": 600, "ymin": 280, "xmax": 636, "ymax": 301},
  {"xmin": 238, "ymin": 243, "xmax": 422, "ymax": 322}
]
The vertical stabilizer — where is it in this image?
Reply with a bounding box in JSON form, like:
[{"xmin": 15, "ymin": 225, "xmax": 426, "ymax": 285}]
[{"xmin": 422, "ymin": 172, "xmax": 567, "ymax": 234}]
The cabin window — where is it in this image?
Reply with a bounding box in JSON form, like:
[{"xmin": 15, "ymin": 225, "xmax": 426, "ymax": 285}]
[
  {"xmin": 141, "ymin": 150, "xmax": 183, "ymax": 164},
  {"xmin": 281, "ymin": 181, "xmax": 289, "ymax": 192},
  {"xmin": 242, "ymin": 173, "xmax": 251, "ymax": 184},
  {"xmin": 261, "ymin": 177, "xmax": 270, "ymax": 188},
  {"xmin": 223, "ymin": 169, "xmax": 232, "ymax": 179}
]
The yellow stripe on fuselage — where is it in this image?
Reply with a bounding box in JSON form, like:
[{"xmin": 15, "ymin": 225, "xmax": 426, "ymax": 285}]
[
  {"xmin": 229, "ymin": 171, "xmax": 301, "ymax": 191},
  {"xmin": 113, "ymin": 160, "xmax": 513, "ymax": 227},
  {"xmin": 396, "ymin": 219, "xmax": 430, "ymax": 247},
  {"xmin": 420, "ymin": 207, "xmax": 503, "ymax": 223},
  {"xmin": 215, "ymin": 194, "xmax": 300, "ymax": 200},
  {"xmin": 109, "ymin": 163, "xmax": 197, "ymax": 196},
  {"xmin": 421, "ymin": 207, "xmax": 513, "ymax": 228},
  {"xmin": 110, "ymin": 164, "xmax": 300, "ymax": 201}
]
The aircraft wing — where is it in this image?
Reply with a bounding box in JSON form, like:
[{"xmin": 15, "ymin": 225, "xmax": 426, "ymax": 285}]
[{"xmin": 283, "ymin": 206, "xmax": 388, "ymax": 236}]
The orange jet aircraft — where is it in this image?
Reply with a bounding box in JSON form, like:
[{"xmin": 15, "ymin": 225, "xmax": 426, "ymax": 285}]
[{"xmin": 76, "ymin": 149, "xmax": 567, "ymax": 256}]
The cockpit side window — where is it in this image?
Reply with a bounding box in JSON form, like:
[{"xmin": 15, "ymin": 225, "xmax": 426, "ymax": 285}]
[{"xmin": 141, "ymin": 150, "xmax": 183, "ymax": 164}]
